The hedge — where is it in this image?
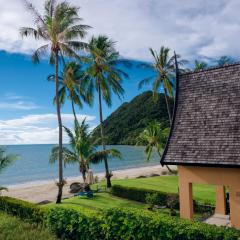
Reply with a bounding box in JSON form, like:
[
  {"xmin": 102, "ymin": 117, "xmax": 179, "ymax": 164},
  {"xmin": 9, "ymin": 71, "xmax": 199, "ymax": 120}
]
[
  {"xmin": 111, "ymin": 185, "xmax": 214, "ymax": 213},
  {"xmin": 0, "ymin": 196, "xmax": 239, "ymax": 240},
  {"xmin": 0, "ymin": 196, "xmax": 46, "ymax": 224},
  {"xmin": 45, "ymin": 207, "xmax": 240, "ymax": 240}
]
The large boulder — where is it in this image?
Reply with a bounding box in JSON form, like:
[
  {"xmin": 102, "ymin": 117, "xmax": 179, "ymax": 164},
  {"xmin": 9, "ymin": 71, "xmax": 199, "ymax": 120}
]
[{"xmin": 69, "ymin": 182, "xmax": 91, "ymax": 193}]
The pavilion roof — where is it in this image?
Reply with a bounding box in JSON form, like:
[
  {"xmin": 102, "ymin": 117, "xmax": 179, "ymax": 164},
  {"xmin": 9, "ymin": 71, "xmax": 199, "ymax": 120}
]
[{"xmin": 161, "ymin": 63, "xmax": 240, "ymax": 167}]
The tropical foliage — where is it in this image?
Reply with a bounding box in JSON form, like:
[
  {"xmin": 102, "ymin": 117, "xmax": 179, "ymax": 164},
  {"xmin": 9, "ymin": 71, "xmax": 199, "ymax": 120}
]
[
  {"xmin": 50, "ymin": 119, "xmax": 122, "ymax": 183},
  {"xmin": 137, "ymin": 121, "xmax": 169, "ymax": 161},
  {"xmin": 92, "ymin": 91, "xmax": 172, "ymax": 145},
  {"xmin": 216, "ymin": 55, "xmax": 234, "ymax": 66},
  {"xmin": 0, "ymin": 148, "xmax": 18, "ymax": 194},
  {"xmin": 84, "ymin": 35, "xmax": 128, "ymax": 187},
  {"xmin": 20, "ymin": 0, "xmax": 90, "ymax": 203},
  {"xmin": 194, "ymin": 60, "xmax": 208, "ymax": 70},
  {"xmin": 48, "ymin": 61, "xmax": 93, "ymax": 120},
  {"xmin": 139, "ymin": 46, "xmax": 186, "ymax": 125}
]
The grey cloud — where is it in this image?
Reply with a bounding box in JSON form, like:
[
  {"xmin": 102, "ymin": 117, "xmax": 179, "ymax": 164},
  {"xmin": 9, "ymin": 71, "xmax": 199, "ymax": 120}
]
[{"xmin": 0, "ymin": 0, "xmax": 240, "ymax": 61}]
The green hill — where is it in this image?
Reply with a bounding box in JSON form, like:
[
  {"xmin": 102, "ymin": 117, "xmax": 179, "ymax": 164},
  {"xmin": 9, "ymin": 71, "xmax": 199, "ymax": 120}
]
[{"xmin": 91, "ymin": 91, "xmax": 173, "ymax": 145}]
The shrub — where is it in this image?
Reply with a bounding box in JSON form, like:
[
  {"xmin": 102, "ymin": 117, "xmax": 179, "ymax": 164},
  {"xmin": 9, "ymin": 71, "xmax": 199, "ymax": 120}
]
[
  {"xmin": 46, "ymin": 207, "xmax": 240, "ymax": 240},
  {"xmin": 111, "ymin": 185, "xmax": 213, "ymax": 214},
  {"xmin": 102, "ymin": 208, "xmax": 240, "ymax": 240},
  {"xmin": 45, "ymin": 208, "xmax": 104, "ymax": 240},
  {"xmin": 111, "ymin": 185, "xmax": 172, "ymax": 206},
  {"xmin": 0, "ymin": 196, "xmax": 46, "ymax": 224},
  {"xmin": 145, "ymin": 193, "xmax": 159, "ymax": 210}
]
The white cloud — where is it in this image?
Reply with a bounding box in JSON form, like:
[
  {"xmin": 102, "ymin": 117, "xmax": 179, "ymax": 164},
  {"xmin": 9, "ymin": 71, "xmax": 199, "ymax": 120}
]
[
  {"xmin": 0, "ymin": 0, "xmax": 239, "ymax": 60},
  {"xmin": 0, "ymin": 94, "xmax": 40, "ymax": 110},
  {"xmin": 0, "ymin": 101, "xmax": 39, "ymax": 110},
  {"xmin": 0, "ymin": 113, "xmax": 96, "ymax": 144}
]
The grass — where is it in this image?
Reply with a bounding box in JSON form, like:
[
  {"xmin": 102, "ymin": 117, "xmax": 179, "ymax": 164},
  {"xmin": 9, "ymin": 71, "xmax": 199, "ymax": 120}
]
[
  {"xmin": 45, "ymin": 175, "xmax": 215, "ymax": 223},
  {"xmin": 0, "ymin": 211, "xmax": 56, "ymax": 240},
  {"xmin": 94, "ymin": 175, "xmax": 216, "ymax": 204},
  {"xmin": 47, "ymin": 192, "xmax": 146, "ymax": 212}
]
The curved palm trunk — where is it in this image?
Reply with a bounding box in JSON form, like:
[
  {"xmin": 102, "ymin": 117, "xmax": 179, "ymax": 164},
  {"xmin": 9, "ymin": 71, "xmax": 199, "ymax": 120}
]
[
  {"xmin": 80, "ymin": 160, "xmax": 89, "ymax": 183},
  {"xmin": 157, "ymin": 149, "xmax": 172, "ymax": 173},
  {"xmin": 55, "ymin": 51, "xmax": 64, "ymax": 204},
  {"xmin": 97, "ymin": 83, "xmax": 111, "ymax": 188},
  {"xmin": 163, "ymin": 88, "xmax": 172, "ymax": 126},
  {"xmin": 71, "ymin": 100, "xmax": 77, "ymax": 123},
  {"xmin": 80, "ymin": 166, "xmax": 87, "ymax": 183}
]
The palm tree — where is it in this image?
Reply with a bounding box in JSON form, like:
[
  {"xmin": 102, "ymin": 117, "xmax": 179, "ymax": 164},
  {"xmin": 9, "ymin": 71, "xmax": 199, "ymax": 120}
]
[
  {"xmin": 48, "ymin": 61, "xmax": 93, "ymax": 121},
  {"xmin": 20, "ymin": 0, "xmax": 90, "ymax": 203},
  {"xmin": 194, "ymin": 60, "xmax": 208, "ymax": 70},
  {"xmin": 137, "ymin": 121, "xmax": 171, "ymax": 171},
  {"xmin": 84, "ymin": 35, "xmax": 128, "ymax": 188},
  {"xmin": 0, "ymin": 148, "xmax": 18, "ymax": 194},
  {"xmin": 50, "ymin": 119, "xmax": 121, "ymax": 183},
  {"xmin": 139, "ymin": 47, "xmax": 186, "ymax": 125},
  {"xmin": 216, "ymin": 56, "xmax": 234, "ymax": 66}
]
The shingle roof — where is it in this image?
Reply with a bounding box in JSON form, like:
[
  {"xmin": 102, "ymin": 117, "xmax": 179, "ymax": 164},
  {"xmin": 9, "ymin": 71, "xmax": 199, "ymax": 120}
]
[{"xmin": 161, "ymin": 63, "xmax": 240, "ymax": 167}]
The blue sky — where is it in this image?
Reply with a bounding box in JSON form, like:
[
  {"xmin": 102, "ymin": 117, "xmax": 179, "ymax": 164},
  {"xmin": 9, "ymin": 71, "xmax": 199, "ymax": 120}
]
[
  {"xmin": 0, "ymin": 50, "xmax": 153, "ymax": 144},
  {"xmin": 0, "ymin": 0, "xmax": 240, "ymax": 144}
]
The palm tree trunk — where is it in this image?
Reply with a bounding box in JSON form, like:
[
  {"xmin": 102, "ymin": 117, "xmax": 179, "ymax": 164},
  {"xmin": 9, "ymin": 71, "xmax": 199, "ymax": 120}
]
[
  {"xmin": 82, "ymin": 171, "xmax": 86, "ymax": 183},
  {"xmin": 80, "ymin": 161, "xmax": 87, "ymax": 183},
  {"xmin": 97, "ymin": 83, "xmax": 111, "ymax": 188},
  {"xmin": 164, "ymin": 88, "xmax": 172, "ymax": 126},
  {"xmin": 157, "ymin": 149, "xmax": 172, "ymax": 173},
  {"xmin": 71, "ymin": 100, "xmax": 77, "ymax": 122},
  {"xmin": 55, "ymin": 50, "xmax": 64, "ymax": 204}
]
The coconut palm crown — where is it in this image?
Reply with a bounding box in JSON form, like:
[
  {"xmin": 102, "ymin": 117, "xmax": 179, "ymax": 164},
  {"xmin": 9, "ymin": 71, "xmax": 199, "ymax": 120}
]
[
  {"xmin": 137, "ymin": 121, "xmax": 171, "ymax": 171},
  {"xmin": 50, "ymin": 119, "xmax": 122, "ymax": 183},
  {"xmin": 20, "ymin": 0, "xmax": 90, "ymax": 203},
  {"xmin": 48, "ymin": 61, "xmax": 93, "ymax": 121},
  {"xmin": 139, "ymin": 46, "xmax": 187, "ymax": 125}
]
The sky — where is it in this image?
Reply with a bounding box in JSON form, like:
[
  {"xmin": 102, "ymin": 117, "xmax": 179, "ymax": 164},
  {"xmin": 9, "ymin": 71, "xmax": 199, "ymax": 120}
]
[{"xmin": 0, "ymin": 0, "xmax": 240, "ymax": 144}]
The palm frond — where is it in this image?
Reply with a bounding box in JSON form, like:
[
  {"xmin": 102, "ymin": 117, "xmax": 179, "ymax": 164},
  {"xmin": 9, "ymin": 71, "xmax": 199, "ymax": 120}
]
[
  {"xmin": 32, "ymin": 44, "xmax": 49, "ymax": 64},
  {"xmin": 0, "ymin": 148, "xmax": 18, "ymax": 174},
  {"xmin": 19, "ymin": 27, "xmax": 39, "ymax": 39},
  {"xmin": 23, "ymin": 0, "xmax": 46, "ymax": 26},
  {"xmin": 88, "ymin": 149, "xmax": 122, "ymax": 164},
  {"xmin": 138, "ymin": 76, "xmax": 154, "ymax": 89}
]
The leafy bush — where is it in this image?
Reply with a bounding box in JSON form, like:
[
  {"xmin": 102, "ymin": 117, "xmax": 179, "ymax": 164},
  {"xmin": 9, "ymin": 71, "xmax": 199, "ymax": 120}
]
[
  {"xmin": 0, "ymin": 196, "xmax": 46, "ymax": 224},
  {"xmin": 111, "ymin": 185, "xmax": 177, "ymax": 206},
  {"xmin": 145, "ymin": 193, "xmax": 159, "ymax": 210},
  {"xmin": 0, "ymin": 196, "xmax": 238, "ymax": 239},
  {"xmin": 111, "ymin": 185, "xmax": 214, "ymax": 214},
  {"xmin": 46, "ymin": 207, "xmax": 240, "ymax": 240},
  {"xmin": 45, "ymin": 208, "xmax": 104, "ymax": 240}
]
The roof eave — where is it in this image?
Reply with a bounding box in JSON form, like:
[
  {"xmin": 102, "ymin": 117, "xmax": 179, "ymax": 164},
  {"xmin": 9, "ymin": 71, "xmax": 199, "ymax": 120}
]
[{"xmin": 163, "ymin": 161, "xmax": 240, "ymax": 169}]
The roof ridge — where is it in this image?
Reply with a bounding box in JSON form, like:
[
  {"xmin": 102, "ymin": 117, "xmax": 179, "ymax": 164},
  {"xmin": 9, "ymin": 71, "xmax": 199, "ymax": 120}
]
[{"xmin": 181, "ymin": 61, "xmax": 240, "ymax": 76}]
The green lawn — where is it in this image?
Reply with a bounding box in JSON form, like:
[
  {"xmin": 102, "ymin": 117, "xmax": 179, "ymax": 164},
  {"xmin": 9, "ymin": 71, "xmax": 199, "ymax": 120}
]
[
  {"xmin": 47, "ymin": 192, "xmax": 146, "ymax": 212},
  {"xmin": 94, "ymin": 175, "xmax": 216, "ymax": 204},
  {"xmin": 45, "ymin": 175, "xmax": 215, "ymax": 222},
  {"xmin": 0, "ymin": 211, "xmax": 56, "ymax": 240}
]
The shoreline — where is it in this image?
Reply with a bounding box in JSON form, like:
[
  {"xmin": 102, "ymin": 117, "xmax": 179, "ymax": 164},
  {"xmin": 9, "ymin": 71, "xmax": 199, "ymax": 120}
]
[
  {"xmin": 5, "ymin": 162, "xmax": 160, "ymax": 189},
  {"xmin": 2, "ymin": 164, "xmax": 176, "ymax": 203}
]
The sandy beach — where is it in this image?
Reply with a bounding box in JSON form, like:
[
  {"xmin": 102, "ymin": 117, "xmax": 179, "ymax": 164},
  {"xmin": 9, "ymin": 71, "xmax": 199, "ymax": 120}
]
[{"xmin": 2, "ymin": 165, "xmax": 176, "ymax": 203}]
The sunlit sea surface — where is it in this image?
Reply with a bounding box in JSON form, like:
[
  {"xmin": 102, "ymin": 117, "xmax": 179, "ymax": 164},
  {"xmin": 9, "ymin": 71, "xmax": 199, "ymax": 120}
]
[{"xmin": 0, "ymin": 145, "xmax": 159, "ymax": 186}]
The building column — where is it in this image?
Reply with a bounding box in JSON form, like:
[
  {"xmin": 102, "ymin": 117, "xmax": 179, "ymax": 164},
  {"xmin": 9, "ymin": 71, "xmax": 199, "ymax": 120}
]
[
  {"xmin": 229, "ymin": 186, "xmax": 240, "ymax": 229},
  {"xmin": 215, "ymin": 186, "xmax": 226, "ymax": 215},
  {"xmin": 179, "ymin": 178, "xmax": 193, "ymax": 219}
]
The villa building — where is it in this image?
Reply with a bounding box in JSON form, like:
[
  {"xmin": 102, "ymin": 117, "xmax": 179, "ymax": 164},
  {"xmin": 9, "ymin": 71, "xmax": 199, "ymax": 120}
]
[{"xmin": 161, "ymin": 63, "xmax": 240, "ymax": 229}]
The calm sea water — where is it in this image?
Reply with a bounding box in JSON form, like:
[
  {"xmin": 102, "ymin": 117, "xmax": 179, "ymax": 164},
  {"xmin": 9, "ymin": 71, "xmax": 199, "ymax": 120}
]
[{"xmin": 0, "ymin": 145, "xmax": 159, "ymax": 186}]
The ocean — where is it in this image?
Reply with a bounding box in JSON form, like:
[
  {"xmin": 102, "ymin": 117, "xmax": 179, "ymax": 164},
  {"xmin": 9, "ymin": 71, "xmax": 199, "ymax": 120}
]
[{"xmin": 0, "ymin": 145, "xmax": 160, "ymax": 186}]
